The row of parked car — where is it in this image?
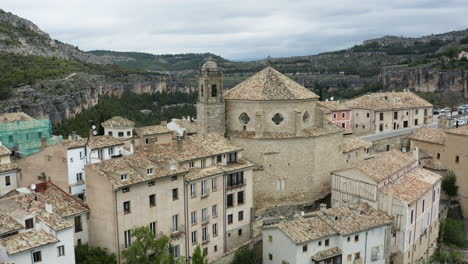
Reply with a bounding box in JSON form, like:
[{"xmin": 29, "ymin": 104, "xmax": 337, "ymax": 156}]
[{"xmin": 433, "ymin": 104, "xmax": 468, "ymax": 115}]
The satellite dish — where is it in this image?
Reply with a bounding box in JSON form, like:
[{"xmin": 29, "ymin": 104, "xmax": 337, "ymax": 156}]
[
  {"xmin": 31, "ymin": 184, "xmax": 36, "ymax": 190},
  {"xmin": 301, "ymin": 211, "xmax": 305, "ymax": 216},
  {"xmin": 92, "ymin": 130, "xmax": 98, "ymax": 136},
  {"xmin": 92, "ymin": 125, "xmax": 97, "ymax": 130}
]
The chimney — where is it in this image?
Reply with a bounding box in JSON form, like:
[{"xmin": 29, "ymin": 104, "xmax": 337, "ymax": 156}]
[
  {"xmin": 89, "ymin": 129, "xmax": 94, "ymax": 138},
  {"xmin": 45, "ymin": 203, "xmax": 53, "ymax": 213},
  {"xmin": 176, "ymin": 136, "xmax": 183, "ymax": 151},
  {"xmin": 160, "ymin": 120, "xmax": 168, "ymax": 126},
  {"xmin": 71, "ymin": 131, "xmax": 77, "ymax": 140},
  {"xmin": 320, "ymin": 203, "xmax": 327, "ymax": 211},
  {"xmin": 38, "ymin": 172, "xmax": 46, "ymax": 183}
]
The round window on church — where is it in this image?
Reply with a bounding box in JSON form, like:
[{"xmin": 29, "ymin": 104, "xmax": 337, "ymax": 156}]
[
  {"xmin": 303, "ymin": 111, "xmax": 310, "ymax": 123},
  {"xmin": 272, "ymin": 113, "xmax": 284, "ymax": 125},
  {"xmin": 239, "ymin": 113, "xmax": 250, "ymax": 124}
]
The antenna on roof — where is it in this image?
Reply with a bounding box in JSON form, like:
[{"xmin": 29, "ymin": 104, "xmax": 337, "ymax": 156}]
[{"xmin": 31, "ymin": 184, "xmax": 36, "ymax": 190}]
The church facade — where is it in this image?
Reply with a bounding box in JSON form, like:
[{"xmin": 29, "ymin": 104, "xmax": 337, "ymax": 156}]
[{"xmin": 196, "ymin": 58, "xmax": 371, "ymax": 209}]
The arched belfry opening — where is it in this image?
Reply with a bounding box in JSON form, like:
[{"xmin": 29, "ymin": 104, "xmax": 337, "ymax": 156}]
[{"xmin": 211, "ymin": 84, "xmax": 217, "ymax": 97}]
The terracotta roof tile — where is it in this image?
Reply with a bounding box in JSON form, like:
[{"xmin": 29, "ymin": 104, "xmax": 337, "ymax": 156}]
[
  {"xmin": 61, "ymin": 136, "xmax": 123, "ymax": 150},
  {"xmin": 446, "ymin": 125, "xmax": 468, "ymax": 137},
  {"xmin": 345, "ymin": 91, "xmax": 432, "ymax": 111},
  {"xmin": 355, "ymin": 150, "xmax": 416, "ymax": 181},
  {"xmin": 134, "ymin": 125, "xmax": 172, "ymax": 136},
  {"xmin": 0, "ymin": 213, "xmax": 23, "ymax": 235},
  {"xmin": 139, "ymin": 134, "xmax": 242, "ymax": 163},
  {"xmin": 33, "ymin": 183, "xmax": 89, "ymax": 218},
  {"xmin": 342, "ymin": 136, "xmax": 372, "ymax": 153},
  {"xmin": 267, "ymin": 204, "xmax": 391, "ymax": 244},
  {"xmin": 0, "ymin": 163, "xmax": 18, "ymax": 173},
  {"xmin": 0, "ymin": 112, "xmax": 35, "ymax": 123},
  {"xmin": 101, "ymin": 116, "xmax": 135, "ymax": 128},
  {"xmin": 317, "ymin": 101, "xmax": 350, "ymax": 112},
  {"xmin": 312, "ymin": 247, "xmax": 342, "ymax": 261},
  {"xmin": 224, "ymin": 67, "xmax": 319, "ymax": 101},
  {"xmin": 185, "ymin": 159, "xmax": 255, "ymax": 181},
  {"xmin": 0, "ymin": 230, "xmax": 58, "ymax": 255},
  {"xmin": 410, "ymin": 126, "xmax": 445, "ymax": 145},
  {"xmin": 171, "ymin": 119, "xmax": 199, "ymax": 134},
  {"xmin": 380, "ymin": 168, "xmax": 441, "ymax": 203}
]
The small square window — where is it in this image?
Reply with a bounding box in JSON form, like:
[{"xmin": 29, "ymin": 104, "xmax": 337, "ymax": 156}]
[
  {"xmin": 122, "ymin": 187, "xmax": 130, "ymax": 193},
  {"xmin": 302, "ymin": 244, "xmax": 308, "ymax": 252},
  {"xmin": 325, "ymin": 239, "xmax": 329, "ymax": 246},
  {"xmin": 57, "ymin": 245, "xmax": 65, "ymax": 256},
  {"xmin": 123, "ymin": 201, "xmax": 131, "ymax": 214},
  {"xmin": 25, "ymin": 218, "xmax": 34, "ymax": 229},
  {"xmin": 268, "ymin": 235, "xmax": 273, "ymax": 243},
  {"xmin": 121, "ymin": 174, "xmax": 128, "ymax": 181},
  {"xmin": 355, "ymin": 235, "xmax": 359, "ymax": 242},
  {"xmin": 268, "ymin": 253, "xmax": 273, "ymax": 261},
  {"xmin": 148, "ymin": 181, "xmax": 155, "ymax": 186},
  {"xmin": 318, "ymin": 241, "xmax": 322, "ymax": 246},
  {"xmin": 33, "ymin": 251, "xmax": 42, "ymax": 262},
  {"xmin": 171, "ymin": 175, "xmax": 177, "ymax": 181}
]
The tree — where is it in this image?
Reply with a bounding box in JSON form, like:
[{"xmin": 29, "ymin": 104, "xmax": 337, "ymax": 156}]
[
  {"xmin": 429, "ymin": 244, "xmax": 464, "ymax": 264},
  {"xmin": 442, "ymin": 171, "xmax": 458, "ymax": 205},
  {"xmin": 122, "ymin": 226, "xmax": 183, "ymax": 264},
  {"xmin": 191, "ymin": 245, "xmax": 208, "ymax": 264},
  {"xmin": 75, "ymin": 244, "xmax": 117, "ymax": 264},
  {"xmin": 231, "ymin": 245, "xmax": 256, "ymax": 264}
]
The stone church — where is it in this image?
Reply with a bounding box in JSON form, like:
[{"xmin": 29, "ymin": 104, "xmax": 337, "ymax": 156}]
[{"xmin": 196, "ymin": 58, "xmax": 370, "ymax": 209}]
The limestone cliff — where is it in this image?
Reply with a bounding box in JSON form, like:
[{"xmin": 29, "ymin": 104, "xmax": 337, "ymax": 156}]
[{"xmin": 381, "ymin": 66, "xmax": 468, "ymax": 98}]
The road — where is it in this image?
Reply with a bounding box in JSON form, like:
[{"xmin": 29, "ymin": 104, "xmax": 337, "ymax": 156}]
[{"xmin": 360, "ymin": 115, "xmax": 439, "ymax": 142}]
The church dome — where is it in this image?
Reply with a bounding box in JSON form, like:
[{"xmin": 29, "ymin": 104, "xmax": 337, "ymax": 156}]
[
  {"xmin": 224, "ymin": 66, "xmax": 319, "ymax": 101},
  {"xmin": 201, "ymin": 58, "xmax": 220, "ymax": 73}
]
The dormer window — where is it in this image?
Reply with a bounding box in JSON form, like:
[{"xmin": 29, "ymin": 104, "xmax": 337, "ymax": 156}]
[
  {"xmin": 170, "ymin": 164, "xmax": 177, "ymax": 170},
  {"xmin": 147, "ymin": 168, "xmax": 153, "ymax": 175},
  {"xmin": 121, "ymin": 174, "xmax": 128, "ymax": 181},
  {"xmin": 25, "ymin": 218, "xmax": 34, "ymax": 229}
]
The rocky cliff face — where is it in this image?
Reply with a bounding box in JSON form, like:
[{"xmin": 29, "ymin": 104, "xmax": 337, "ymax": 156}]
[
  {"xmin": 0, "ymin": 9, "xmax": 110, "ymax": 64},
  {"xmin": 381, "ymin": 66, "xmax": 468, "ymax": 98},
  {"xmin": 0, "ymin": 73, "xmax": 193, "ymax": 123}
]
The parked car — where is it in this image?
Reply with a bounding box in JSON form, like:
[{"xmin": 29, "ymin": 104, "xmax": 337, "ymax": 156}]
[
  {"xmin": 440, "ymin": 108, "xmax": 451, "ymax": 113},
  {"xmin": 433, "ymin": 110, "xmax": 440, "ymax": 115},
  {"xmin": 453, "ymin": 119, "xmax": 466, "ymax": 126}
]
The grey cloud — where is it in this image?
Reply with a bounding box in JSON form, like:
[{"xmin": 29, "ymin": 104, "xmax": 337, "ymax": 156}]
[{"xmin": 2, "ymin": 0, "xmax": 468, "ymax": 60}]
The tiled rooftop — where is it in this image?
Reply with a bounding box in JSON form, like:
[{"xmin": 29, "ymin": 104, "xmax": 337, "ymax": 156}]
[
  {"xmin": 171, "ymin": 118, "xmax": 199, "ymax": 134},
  {"xmin": 0, "ymin": 144, "xmax": 11, "ymax": 156},
  {"xmin": 380, "ymin": 168, "xmax": 441, "ymax": 203},
  {"xmin": 33, "ymin": 183, "xmax": 89, "ymax": 218},
  {"xmin": 0, "ymin": 213, "xmax": 23, "ymax": 235},
  {"xmin": 410, "ymin": 126, "xmax": 445, "ymax": 145},
  {"xmin": 317, "ymin": 101, "xmax": 350, "ymax": 112},
  {"xmin": 0, "ymin": 163, "xmax": 18, "ymax": 173},
  {"xmin": 101, "ymin": 116, "xmax": 135, "ymax": 128},
  {"xmin": 0, "ymin": 112, "xmax": 35, "ymax": 123},
  {"xmin": 267, "ymin": 203, "xmax": 391, "ymax": 244},
  {"xmin": 446, "ymin": 125, "xmax": 468, "ymax": 137},
  {"xmin": 342, "ymin": 136, "xmax": 372, "ymax": 153},
  {"xmin": 0, "ymin": 193, "xmax": 72, "ymax": 232},
  {"xmin": 355, "ymin": 150, "xmax": 416, "ymax": 181},
  {"xmin": 134, "ymin": 125, "xmax": 172, "ymax": 136},
  {"xmin": 139, "ymin": 134, "xmax": 242, "ymax": 163},
  {"xmin": 344, "ymin": 91, "xmax": 432, "ymax": 111},
  {"xmin": 88, "ymin": 155, "xmax": 187, "ymax": 189},
  {"xmin": 0, "ymin": 230, "xmax": 58, "ymax": 255},
  {"xmin": 61, "ymin": 135, "xmax": 124, "ymax": 150},
  {"xmin": 224, "ymin": 67, "xmax": 319, "ymax": 101},
  {"xmin": 185, "ymin": 159, "xmax": 255, "ymax": 181}
]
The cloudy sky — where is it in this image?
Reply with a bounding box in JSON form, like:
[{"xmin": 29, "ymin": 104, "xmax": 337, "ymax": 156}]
[{"xmin": 3, "ymin": 0, "xmax": 468, "ymax": 60}]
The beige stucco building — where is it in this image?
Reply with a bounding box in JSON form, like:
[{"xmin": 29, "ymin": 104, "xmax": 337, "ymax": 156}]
[
  {"xmin": 343, "ymin": 91, "xmax": 433, "ymax": 135},
  {"xmin": 85, "ymin": 133, "xmax": 254, "ymax": 263},
  {"xmin": 195, "ymin": 60, "xmax": 372, "ymax": 209},
  {"xmin": 331, "ymin": 150, "xmax": 441, "ymax": 264},
  {"xmin": 410, "ymin": 125, "xmax": 468, "ymax": 219}
]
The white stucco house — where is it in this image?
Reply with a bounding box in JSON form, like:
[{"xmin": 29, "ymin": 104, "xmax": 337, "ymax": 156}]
[{"xmin": 262, "ymin": 204, "xmax": 391, "ymax": 264}]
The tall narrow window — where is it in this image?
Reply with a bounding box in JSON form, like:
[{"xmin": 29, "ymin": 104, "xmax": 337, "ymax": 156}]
[
  {"xmin": 75, "ymin": 215, "xmax": 83, "ymax": 232},
  {"xmin": 303, "ymin": 111, "xmax": 310, "ymax": 123},
  {"xmin": 124, "ymin": 230, "xmax": 131, "ymax": 248},
  {"xmin": 202, "ymin": 227, "xmax": 208, "ymax": 241},
  {"xmin": 172, "ymin": 215, "xmax": 179, "ymax": 232},
  {"xmin": 172, "ymin": 188, "xmax": 178, "ymax": 200},
  {"xmin": 211, "ymin": 85, "xmax": 217, "ymax": 97},
  {"xmin": 150, "ymin": 222, "xmax": 157, "ymax": 234},
  {"xmin": 123, "ymin": 201, "xmax": 131, "ymax": 214},
  {"xmin": 212, "ymin": 223, "xmax": 218, "ymax": 236},
  {"xmin": 33, "ymin": 251, "xmax": 42, "ymax": 262},
  {"xmin": 201, "ymin": 84, "xmax": 204, "ymax": 97},
  {"xmin": 212, "ymin": 204, "xmax": 218, "ymax": 218},
  {"xmin": 5, "ymin": 175, "xmax": 11, "ymax": 186},
  {"xmin": 149, "ymin": 194, "xmax": 156, "ymax": 207},
  {"xmin": 202, "ymin": 208, "xmax": 208, "ymax": 222},
  {"xmin": 57, "ymin": 245, "xmax": 65, "ymax": 256},
  {"xmin": 190, "ymin": 184, "xmax": 196, "ymax": 197},
  {"xmin": 191, "ymin": 211, "xmax": 197, "ymax": 225},
  {"xmin": 238, "ymin": 191, "xmax": 244, "ymax": 204},
  {"xmin": 212, "ymin": 178, "xmax": 217, "ymax": 191},
  {"xmin": 201, "ymin": 181, "xmax": 207, "ymax": 196}
]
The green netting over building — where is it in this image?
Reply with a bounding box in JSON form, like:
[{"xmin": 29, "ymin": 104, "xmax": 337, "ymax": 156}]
[{"xmin": 0, "ymin": 113, "xmax": 61, "ymax": 157}]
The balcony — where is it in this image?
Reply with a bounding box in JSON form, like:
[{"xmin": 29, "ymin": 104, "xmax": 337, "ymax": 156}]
[
  {"xmin": 202, "ymin": 216, "xmax": 210, "ymax": 225},
  {"xmin": 171, "ymin": 224, "xmax": 185, "ymax": 238},
  {"xmin": 226, "ymin": 183, "xmax": 246, "ymax": 190}
]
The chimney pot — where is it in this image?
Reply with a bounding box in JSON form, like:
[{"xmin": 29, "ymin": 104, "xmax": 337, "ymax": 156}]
[{"xmin": 320, "ymin": 203, "xmax": 327, "ymax": 211}]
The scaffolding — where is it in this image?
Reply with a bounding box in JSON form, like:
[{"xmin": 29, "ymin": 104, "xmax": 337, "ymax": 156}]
[{"xmin": 0, "ymin": 119, "xmax": 61, "ymax": 157}]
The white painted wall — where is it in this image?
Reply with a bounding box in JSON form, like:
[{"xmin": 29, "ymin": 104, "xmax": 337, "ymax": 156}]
[
  {"xmin": 3, "ymin": 228, "xmax": 75, "ymax": 264},
  {"xmin": 67, "ymin": 147, "xmax": 86, "ymax": 196},
  {"xmin": 104, "ymin": 127, "xmax": 133, "ymax": 139},
  {"xmin": 66, "ymin": 213, "xmax": 89, "ymax": 245},
  {"xmin": 0, "ymin": 170, "xmax": 19, "ymax": 196},
  {"xmin": 263, "ymin": 225, "xmax": 389, "ymax": 264}
]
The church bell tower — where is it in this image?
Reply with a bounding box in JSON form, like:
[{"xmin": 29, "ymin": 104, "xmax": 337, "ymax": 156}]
[{"xmin": 196, "ymin": 57, "xmax": 226, "ymax": 135}]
